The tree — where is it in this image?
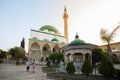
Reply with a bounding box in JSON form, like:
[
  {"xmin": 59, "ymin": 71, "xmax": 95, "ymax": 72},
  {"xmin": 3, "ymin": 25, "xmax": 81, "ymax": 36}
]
[
  {"xmin": 66, "ymin": 62, "xmax": 76, "ymax": 74},
  {"xmin": 9, "ymin": 48, "xmax": 16, "ymax": 59},
  {"xmin": 49, "ymin": 52, "xmax": 64, "ymax": 64},
  {"xmin": 100, "ymin": 25, "xmax": 120, "ymax": 57},
  {"xmin": 92, "ymin": 48, "xmax": 107, "ymax": 65},
  {"xmin": 9, "ymin": 47, "xmax": 26, "ymax": 60},
  {"xmin": 98, "ymin": 55, "xmax": 115, "ymax": 77},
  {"xmin": 21, "ymin": 38, "xmax": 25, "ymax": 49},
  {"xmin": 0, "ymin": 49, "xmax": 8, "ymax": 59},
  {"xmin": 81, "ymin": 59, "xmax": 93, "ymax": 76}
]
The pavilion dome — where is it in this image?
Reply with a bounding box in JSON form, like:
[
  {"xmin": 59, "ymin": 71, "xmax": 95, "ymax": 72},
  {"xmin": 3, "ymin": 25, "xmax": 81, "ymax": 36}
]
[
  {"xmin": 39, "ymin": 25, "xmax": 60, "ymax": 34},
  {"xmin": 68, "ymin": 33, "xmax": 86, "ymax": 46}
]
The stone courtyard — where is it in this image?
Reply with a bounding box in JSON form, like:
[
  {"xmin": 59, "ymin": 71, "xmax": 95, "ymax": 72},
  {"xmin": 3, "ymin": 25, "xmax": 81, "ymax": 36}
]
[{"xmin": 0, "ymin": 63, "xmax": 54, "ymax": 80}]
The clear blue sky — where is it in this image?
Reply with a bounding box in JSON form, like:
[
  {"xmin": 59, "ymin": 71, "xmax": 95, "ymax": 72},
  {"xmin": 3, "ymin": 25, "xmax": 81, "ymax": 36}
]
[{"xmin": 1, "ymin": 0, "xmax": 120, "ymax": 52}]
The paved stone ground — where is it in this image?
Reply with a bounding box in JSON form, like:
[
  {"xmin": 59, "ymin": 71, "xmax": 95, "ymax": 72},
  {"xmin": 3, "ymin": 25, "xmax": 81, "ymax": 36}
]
[{"xmin": 0, "ymin": 63, "xmax": 54, "ymax": 80}]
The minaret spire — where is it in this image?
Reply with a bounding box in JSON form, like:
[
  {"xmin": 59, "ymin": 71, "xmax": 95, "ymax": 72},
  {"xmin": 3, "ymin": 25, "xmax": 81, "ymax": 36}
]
[
  {"xmin": 63, "ymin": 6, "xmax": 69, "ymax": 44},
  {"xmin": 64, "ymin": 6, "xmax": 67, "ymax": 12}
]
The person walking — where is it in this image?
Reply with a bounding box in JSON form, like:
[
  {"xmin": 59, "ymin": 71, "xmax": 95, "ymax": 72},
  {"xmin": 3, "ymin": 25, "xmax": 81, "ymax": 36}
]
[
  {"xmin": 26, "ymin": 60, "xmax": 30, "ymax": 72},
  {"xmin": 31, "ymin": 59, "xmax": 37, "ymax": 73}
]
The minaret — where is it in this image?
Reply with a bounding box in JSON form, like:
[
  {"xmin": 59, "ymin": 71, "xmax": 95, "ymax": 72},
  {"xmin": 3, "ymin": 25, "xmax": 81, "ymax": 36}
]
[{"xmin": 63, "ymin": 6, "xmax": 69, "ymax": 44}]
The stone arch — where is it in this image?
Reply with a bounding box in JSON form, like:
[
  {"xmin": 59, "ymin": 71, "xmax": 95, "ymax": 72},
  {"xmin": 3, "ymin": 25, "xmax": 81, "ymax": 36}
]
[
  {"xmin": 30, "ymin": 42, "xmax": 41, "ymax": 62},
  {"xmin": 53, "ymin": 45, "xmax": 60, "ymax": 53},
  {"xmin": 42, "ymin": 43, "xmax": 51, "ymax": 57}
]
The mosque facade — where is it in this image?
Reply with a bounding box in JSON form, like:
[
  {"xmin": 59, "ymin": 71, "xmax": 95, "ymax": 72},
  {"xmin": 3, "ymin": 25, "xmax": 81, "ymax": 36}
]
[{"xmin": 28, "ymin": 7, "xmax": 68, "ymax": 62}]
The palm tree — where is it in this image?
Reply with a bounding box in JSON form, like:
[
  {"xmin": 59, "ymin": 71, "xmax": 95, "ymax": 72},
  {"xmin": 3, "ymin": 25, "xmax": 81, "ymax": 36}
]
[{"xmin": 100, "ymin": 24, "xmax": 120, "ymax": 57}]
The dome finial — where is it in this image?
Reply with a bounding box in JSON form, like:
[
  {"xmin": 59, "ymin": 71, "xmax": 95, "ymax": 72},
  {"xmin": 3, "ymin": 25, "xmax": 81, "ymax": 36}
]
[{"xmin": 75, "ymin": 32, "xmax": 79, "ymax": 39}]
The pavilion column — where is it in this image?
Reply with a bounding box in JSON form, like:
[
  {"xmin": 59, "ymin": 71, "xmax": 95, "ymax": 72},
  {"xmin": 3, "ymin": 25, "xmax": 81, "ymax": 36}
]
[
  {"xmin": 83, "ymin": 53, "xmax": 85, "ymax": 64},
  {"xmin": 69, "ymin": 54, "xmax": 72, "ymax": 62},
  {"xmin": 64, "ymin": 54, "xmax": 67, "ymax": 62},
  {"xmin": 70, "ymin": 54, "xmax": 73, "ymax": 62},
  {"xmin": 69, "ymin": 54, "xmax": 71, "ymax": 62}
]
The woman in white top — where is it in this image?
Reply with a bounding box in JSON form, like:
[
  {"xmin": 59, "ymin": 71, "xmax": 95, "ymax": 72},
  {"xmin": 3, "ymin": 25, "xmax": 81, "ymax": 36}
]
[{"xmin": 26, "ymin": 60, "xmax": 30, "ymax": 72}]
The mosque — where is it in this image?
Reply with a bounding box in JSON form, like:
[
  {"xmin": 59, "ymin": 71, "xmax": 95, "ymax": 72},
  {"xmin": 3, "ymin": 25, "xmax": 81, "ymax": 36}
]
[
  {"xmin": 28, "ymin": 7, "xmax": 97, "ymax": 64},
  {"xmin": 28, "ymin": 7, "xmax": 68, "ymax": 62}
]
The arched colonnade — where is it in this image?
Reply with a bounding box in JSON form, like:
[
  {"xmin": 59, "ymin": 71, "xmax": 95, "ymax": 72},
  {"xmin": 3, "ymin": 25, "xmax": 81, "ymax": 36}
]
[{"xmin": 28, "ymin": 41, "xmax": 62, "ymax": 62}]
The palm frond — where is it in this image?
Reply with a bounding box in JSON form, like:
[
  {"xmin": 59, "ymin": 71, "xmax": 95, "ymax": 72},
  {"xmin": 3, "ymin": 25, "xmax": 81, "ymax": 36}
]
[
  {"xmin": 100, "ymin": 28, "xmax": 111, "ymax": 42},
  {"xmin": 110, "ymin": 25, "xmax": 120, "ymax": 39},
  {"xmin": 100, "ymin": 25, "xmax": 120, "ymax": 43}
]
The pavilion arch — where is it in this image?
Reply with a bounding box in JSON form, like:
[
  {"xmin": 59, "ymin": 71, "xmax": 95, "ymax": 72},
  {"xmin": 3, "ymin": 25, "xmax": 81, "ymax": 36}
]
[
  {"xmin": 66, "ymin": 53, "xmax": 71, "ymax": 62},
  {"xmin": 42, "ymin": 43, "xmax": 51, "ymax": 57},
  {"xmin": 53, "ymin": 45, "xmax": 60, "ymax": 53},
  {"xmin": 30, "ymin": 42, "xmax": 41, "ymax": 61},
  {"xmin": 85, "ymin": 53, "xmax": 91, "ymax": 60},
  {"xmin": 73, "ymin": 53, "xmax": 83, "ymax": 63}
]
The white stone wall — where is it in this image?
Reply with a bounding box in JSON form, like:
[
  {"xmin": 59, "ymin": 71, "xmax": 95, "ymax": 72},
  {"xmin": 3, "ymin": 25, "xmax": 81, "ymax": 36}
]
[{"xmin": 30, "ymin": 30, "xmax": 66, "ymax": 43}]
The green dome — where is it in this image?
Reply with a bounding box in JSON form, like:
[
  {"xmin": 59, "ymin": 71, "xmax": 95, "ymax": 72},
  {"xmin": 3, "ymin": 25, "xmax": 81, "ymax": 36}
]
[
  {"xmin": 68, "ymin": 33, "xmax": 86, "ymax": 46},
  {"xmin": 51, "ymin": 38, "xmax": 59, "ymax": 42},
  {"xmin": 43, "ymin": 39, "xmax": 49, "ymax": 42},
  {"xmin": 39, "ymin": 25, "xmax": 60, "ymax": 33},
  {"xmin": 32, "ymin": 37, "xmax": 39, "ymax": 40},
  {"xmin": 51, "ymin": 38, "xmax": 59, "ymax": 43}
]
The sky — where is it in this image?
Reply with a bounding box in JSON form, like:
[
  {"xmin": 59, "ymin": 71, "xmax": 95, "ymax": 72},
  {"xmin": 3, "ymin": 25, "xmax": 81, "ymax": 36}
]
[{"xmin": 0, "ymin": 0, "xmax": 120, "ymax": 52}]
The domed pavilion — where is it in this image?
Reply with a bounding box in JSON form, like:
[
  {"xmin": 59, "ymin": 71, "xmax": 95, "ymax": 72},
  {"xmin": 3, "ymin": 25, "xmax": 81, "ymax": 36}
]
[{"xmin": 61, "ymin": 33, "xmax": 97, "ymax": 68}]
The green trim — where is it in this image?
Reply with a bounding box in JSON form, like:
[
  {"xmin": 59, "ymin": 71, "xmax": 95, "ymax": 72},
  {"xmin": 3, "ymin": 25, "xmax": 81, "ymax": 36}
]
[
  {"xmin": 29, "ymin": 38, "xmax": 65, "ymax": 44},
  {"xmin": 43, "ymin": 39, "xmax": 49, "ymax": 42},
  {"xmin": 31, "ymin": 29, "xmax": 65, "ymax": 38},
  {"xmin": 29, "ymin": 38, "xmax": 42, "ymax": 41}
]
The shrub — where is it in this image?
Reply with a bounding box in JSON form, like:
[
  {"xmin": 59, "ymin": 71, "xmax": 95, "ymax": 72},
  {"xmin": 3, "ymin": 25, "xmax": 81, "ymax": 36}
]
[
  {"xmin": 115, "ymin": 69, "xmax": 120, "ymax": 78},
  {"xmin": 81, "ymin": 59, "xmax": 93, "ymax": 76},
  {"xmin": 66, "ymin": 62, "xmax": 76, "ymax": 74},
  {"xmin": 98, "ymin": 55, "xmax": 115, "ymax": 77},
  {"xmin": 49, "ymin": 52, "xmax": 64, "ymax": 64}
]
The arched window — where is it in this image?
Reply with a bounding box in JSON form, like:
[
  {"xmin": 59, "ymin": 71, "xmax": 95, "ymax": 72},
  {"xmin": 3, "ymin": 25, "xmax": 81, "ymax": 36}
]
[
  {"xmin": 85, "ymin": 53, "xmax": 90, "ymax": 60},
  {"xmin": 42, "ymin": 44, "xmax": 50, "ymax": 57},
  {"xmin": 53, "ymin": 45, "xmax": 60, "ymax": 52},
  {"xmin": 30, "ymin": 42, "xmax": 40, "ymax": 61}
]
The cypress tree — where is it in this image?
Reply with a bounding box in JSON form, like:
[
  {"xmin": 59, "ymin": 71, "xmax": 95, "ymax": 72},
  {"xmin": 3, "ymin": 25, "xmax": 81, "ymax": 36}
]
[
  {"xmin": 81, "ymin": 59, "xmax": 93, "ymax": 76},
  {"xmin": 21, "ymin": 38, "xmax": 25, "ymax": 49},
  {"xmin": 66, "ymin": 62, "xmax": 76, "ymax": 74},
  {"xmin": 98, "ymin": 55, "xmax": 115, "ymax": 77}
]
